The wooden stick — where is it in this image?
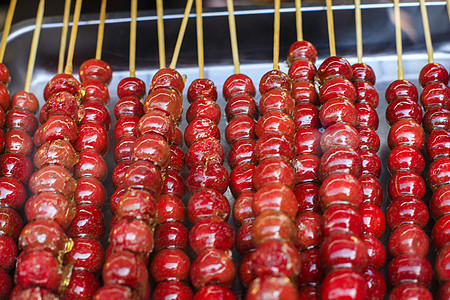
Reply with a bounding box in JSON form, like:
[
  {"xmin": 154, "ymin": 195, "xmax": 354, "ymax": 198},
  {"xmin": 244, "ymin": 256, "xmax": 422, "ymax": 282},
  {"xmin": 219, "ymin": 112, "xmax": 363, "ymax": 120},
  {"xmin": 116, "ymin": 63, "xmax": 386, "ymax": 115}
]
[
  {"xmin": 0, "ymin": 0, "xmax": 17, "ymax": 63},
  {"xmin": 156, "ymin": 0, "xmax": 165, "ymax": 69},
  {"xmin": 64, "ymin": 0, "xmax": 82, "ymax": 75},
  {"xmin": 129, "ymin": 0, "xmax": 137, "ymax": 77},
  {"xmin": 447, "ymin": 0, "xmax": 450, "ymax": 27},
  {"xmin": 325, "ymin": 0, "xmax": 336, "ymax": 57},
  {"xmin": 226, "ymin": 0, "xmax": 240, "ymax": 74},
  {"xmin": 393, "ymin": 0, "xmax": 404, "ymax": 80},
  {"xmin": 169, "ymin": 0, "xmax": 194, "ymax": 69},
  {"xmin": 24, "ymin": 0, "xmax": 45, "ymax": 92},
  {"xmin": 355, "ymin": 0, "xmax": 363, "ymax": 63},
  {"xmin": 273, "ymin": 0, "xmax": 281, "ymax": 70},
  {"xmin": 95, "ymin": 0, "xmax": 107, "ymax": 60},
  {"xmin": 419, "ymin": 0, "xmax": 434, "ymax": 63},
  {"xmin": 196, "ymin": 0, "xmax": 204, "ymax": 78},
  {"xmin": 295, "ymin": 0, "xmax": 302, "ymax": 41},
  {"xmin": 58, "ymin": 0, "xmax": 71, "ymax": 74}
]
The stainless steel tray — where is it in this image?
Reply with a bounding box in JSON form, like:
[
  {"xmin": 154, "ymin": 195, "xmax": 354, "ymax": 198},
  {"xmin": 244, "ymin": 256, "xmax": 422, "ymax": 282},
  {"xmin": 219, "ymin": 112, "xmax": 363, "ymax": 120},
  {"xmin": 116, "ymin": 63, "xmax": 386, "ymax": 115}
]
[{"xmin": 3, "ymin": 1, "xmax": 450, "ymax": 297}]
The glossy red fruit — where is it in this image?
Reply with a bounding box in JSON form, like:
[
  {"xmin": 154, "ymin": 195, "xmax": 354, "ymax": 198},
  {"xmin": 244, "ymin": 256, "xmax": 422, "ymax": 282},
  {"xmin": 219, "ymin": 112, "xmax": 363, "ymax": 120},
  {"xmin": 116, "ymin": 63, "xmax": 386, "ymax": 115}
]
[
  {"xmin": 387, "ymin": 196, "xmax": 429, "ymax": 230},
  {"xmin": 64, "ymin": 270, "xmax": 101, "ymax": 300},
  {"xmin": 184, "ymin": 117, "xmax": 220, "ymax": 147},
  {"xmin": 64, "ymin": 237, "xmax": 104, "ymax": 273},
  {"xmin": 116, "ymin": 189, "xmax": 157, "ymax": 222},
  {"xmin": 388, "ymin": 170, "xmax": 426, "ymax": 199},
  {"xmin": 320, "ymin": 268, "xmax": 368, "ymax": 300},
  {"xmin": 387, "ymin": 119, "xmax": 425, "ymax": 150},
  {"xmin": 39, "ymin": 91, "xmax": 80, "ymax": 123},
  {"xmin": 109, "ymin": 218, "xmax": 154, "ymax": 256},
  {"xmin": 288, "ymin": 59, "xmax": 316, "ymax": 82},
  {"xmin": 291, "ymin": 80, "xmax": 319, "ymax": 105},
  {"xmin": 419, "ymin": 62, "xmax": 449, "ymax": 87},
  {"xmin": 186, "ymin": 163, "xmax": 229, "ymax": 194},
  {"xmin": 33, "ymin": 139, "xmax": 77, "ymax": 171},
  {"xmin": 317, "ymin": 56, "xmax": 352, "ymax": 84},
  {"xmin": 74, "ymin": 177, "xmax": 106, "ymax": 207},
  {"xmin": 251, "ymin": 211, "xmax": 296, "ymax": 246},
  {"xmin": 287, "ymin": 40, "xmax": 318, "ymax": 64},
  {"xmin": 294, "ymin": 127, "xmax": 321, "ymax": 155},
  {"xmin": 364, "ymin": 267, "xmax": 386, "ymax": 300},
  {"xmin": 359, "ymin": 174, "xmax": 382, "ymax": 206},
  {"xmin": 11, "ymin": 91, "xmax": 39, "ymax": 113},
  {"xmin": 0, "ymin": 83, "xmax": 9, "ymax": 112},
  {"xmin": 79, "ymin": 58, "xmax": 113, "ymax": 83},
  {"xmin": 319, "ymin": 78, "xmax": 357, "ymax": 104},
  {"xmin": 233, "ymin": 191, "xmax": 254, "ymax": 226},
  {"xmin": 5, "ymin": 129, "xmax": 33, "ymax": 156},
  {"xmin": 190, "ymin": 248, "xmax": 235, "ymax": 289},
  {"xmin": 294, "ymin": 182, "xmax": 320, "ymax": 212},
  {"xmin": 92, "ymin": 285, "xmax": 133, "ymax": 299},
  {"xmin": 154, "ymin": 221, "xmax": 188, "ymax": 252},
  {"xmin": 259, "ymin": 88, "xmax": 295, "ymax": 117},
  {"xmin": 0, "ymin": 176, "xmax": 26, "ymax": 210},
  {"xmin": 169, "ymin": 145, "xmax": 185, "ymax": 172},
  {"xmin": 153, "ymin": 281, "xmax": 193, "ymax": 300},
  {"xmin": 356, "ymin": 103, "xmax": 379, "ymax": 132},
  {"xmin": 112, "ymin": 160, "xmax": 131, "ymax": 188},
  {"xmin": 229, "ymin": 163, "xmax": 256, "ymax": 197},
  {"xmin": 44, "ymin": 73, "xmax": 83, "ymax": 101},
  {"xmin": 323, "ymin": 204, "xmax": 363, "ymax": 237},
  {"xmin": 439, "ymin": 281, "xmax": 450, "ymax": 300},
  {"xmin": 75, "ymin": 150, "xmax": 107, "ymax": 181},
  {"xmin": 389, "ymin": 283, "xmax": 432, "ymax": 300},
  {"xmin": 352, "ymin": 63, "xmax": 376, "ymax": 85},
  {"xmin": 0, "ymin": 268, "xmax": 12, "ymax": 299},
  {"xmin": 189, "ymin": 217, "xmax": 235, "ymax": 254},
  {"xmin": 117, "ymin": 77, "xmax": 146, "ymax": 99},
  {"xmin": 150, "ymin": 248, "xmax": 190, "ymax": 282},
  {"xmin": 295, "ymin": 211, "xmax": 324, "ymax": 250},
  {"xmin": 188, "ymin": 188, "xmax": 230, "ymax": 223},
  {"xmin": 388, "ymin": 253, "xmax": 432, "ymax": 287},
  {"xmin": 228, "ymin": 138, "xmax": 256, "ymax": 169},
  {"xmin": 25, "ymin": 192, "xmax": 74, "ymax": 230},
  {"xmin": 423, "ymin": 105, "xmax": 450, "ymax": 133},
  {"xmin": 114, "ymin": 96, "xmax": 143, "ymax": 120},
  {"xmin": 354, "ymin": 80, "xmax": 379, "ymax": 108},
  {"xmin": 187, "ymin": 78, "xmax": 217, "ymax": 102},
  {"xmin": 319, "ymin": 98, "xmax": 357, "ymax": 128},
  {"xmin": 15, "ymin": 250, "xmax": 62, "ymax": 291},
  {"xmin": 75, "ymin": 122, "xmax": 109, "ymax": 155},
  {"xmin": 436, "ymin": 244, "xmax": 450, "ymax": 282},
  {"xmin": 68, "ymin": 205, "xmax": 105, "ymax": 239},
  {"xmin": 225, "ymin": 94, "xmax": 258, "ymax": 121},
  {"xmin": 6, "ymin": 108, "xmax": 38, "ymax": 135},
  {"xmin": 253, "ymin": 182, "xmax": 297, "ymax": 219},
  {"xmin": 426, "ymin": 129, "xmax": 450, "ymax": 160},
  {"xmin": 319, "ymin": 172, "xmax": 364, "ymax": 209},
  {"xmin": 0, "ymin": 153, "xmax": 31, "ymax": 184},
  {"xmin": 123, "ymin": 160, "xmax": 163, "ymax": 196},
  {"xmin": 385, "ymin": 79, "xmax": 418, "ymax": 103},
  {"xmin": 186, "ymin": 97, "xmax": 221, "ymax": 124},
  {"xmin": 255, "ymin": 132, "xmax": 294, "ymax": 162},
  {"xmin": 293, "ymin": 154, "xmax": 320, "ymax": 183},
  {"xmin": 420, "ymin": 81, "xmax": 450, "ymax": 110},
  {"xmin": 385, "ymin": 98, "xmax": 423, "ymax": 126},
  {"xmin": 223, "ymin": 73, "xmax": 256, "ymax": 101},
  {"xmin": 296, "ymin": 103, "xmax": 320, "ymax": 131},
  {"xmin": 388, "ymin": 145, "xmax": 425, "ymax": 174},
  {"xmin": 225, "ymin": 115, "xmax": 256, "ymax": 145},
  {"xmin": 157, "ymin": 194, "xmax": 185, "ymax": 224},
  {"xmin": 362, "ymin": 234, "xmax": 386, "ymax": 269},
  {"xmin": 131, "ymin": 132, "xmax": 170, "ymax": 169},
  {"xmin": 0, "ymin": 235, "xmax": 17, "ymax": 270},
  {"xmin": 29, "ymin": 165, "xmax": 76, "ymax": 197},
  {"xmin": 253, "ymin": 157, "xmax": 296, "ymax": 190},
  {"xmin": 82, "ymin": 77, "xmax": 111, "ymax": 104},
  {"xmin": 185, "ymin": 138, "xmax": 224, "ymax": 169},
  {"xmin": 193, "ymin": 285, "xmax": 236, "ymax": 300},
  {"xmin": 81, "ymin": 99, "xmax": 111, "ymax": 129},
  {"xmin": 320, "ymin": 146, "xmax": 362, "ymax": 179},
  {"xmin": 256, "ymin": 110, "xmax": 295, "ymax": 139},
  {"xmin": 236, "ymin": 220, "xmax": 254, "ymax": 254},
  {"xmin": 161, "ymin": 169, "xmax": 185, "ymax": 198},
  {"xmin": 298, "ymin": 248, "xmax": 323, "ymax": 286},
  {"xmin": 357, "ymin": 126, "xmax": 380, "ymax": 151},
  {"xmin": 150, "ymin": 68, "xmax": 185, "ymax": 95},
  {"xmin": 259, "ymin": 69, "xmax": 291, "ymax": 95},
  {"xmin": 321, "ymin": 123, "xmax": 360, "ymax": 152},
  {"xmin": 360, "ymin": 148, "xmax": 381, "ymax": 177},
  {"xmin": 247, "ymin": 276, "xmax": 299, "ymax": 300},
  {"xmin": 430, "ymin": 185, "xmax": 450, "ymax": 220},
  {"xmin": 0, "ymin": 63, "xmax": 10, "ymax": 86},
  {"xmin": 359, "ymin": 202, "xmax": 385, "ymax": 238},
  {"xmin": 432, "ymin": 214, "xmax": 450, "ymax": 249}
]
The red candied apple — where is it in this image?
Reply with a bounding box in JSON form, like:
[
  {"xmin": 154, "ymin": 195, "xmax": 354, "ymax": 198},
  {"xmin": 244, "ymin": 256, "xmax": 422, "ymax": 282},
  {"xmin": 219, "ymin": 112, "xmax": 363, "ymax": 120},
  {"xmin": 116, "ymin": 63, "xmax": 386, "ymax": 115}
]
[
  {"xmin": 74, "ymin": 176, "xmax": 106, "ymax": 207},
  {"xmin": 385, "ymin": 79, "xmax": 418, "ymax": 103},
  {"xmin": 64, "ymin": 270, "xmax": 101, "ymax": 300},
  {"xmin": 123, "ymin": 160, "xmax": 163, "ymax": 196},
  {"xmin": 251, "ymin": 211, "xmax": 296, "ymax": 246},
  {"xmin": 385, "ymin": 98, "xmax": 423, "ymax": 125},
  {"xmin": 161, "ymin": 169, "xmax": 185, "ymax": 199},
  {"xmin": 362, "ymin": 234, "xmax": 386, "ymax": 269},
  {"xmin": 150, "ymin": 68, "xmax": 185, "ymax": 95},
  {"xmin": 294, "ymin": 182, "xmax": 320, "ymax": 212},
  {"xmin": 0, "ymin": 153, "xmax": 33, "ymax": 184},
  {"xmin": 75, "ymin": 150, "xmax": 107, "ymax": 181},
  {"xmin": 426, "ymin": 129, "xmax": 450, "ymax": 160},
  {"xmin": 255, "ymin": 132, "xmax": 294, "ymax": 162},
  {"xmin": 259, "ymin": 69, "xmax": 291, "ymax": 95},
  {"xmin": 44, "ymin": 73, "xmax": 83, "ymax": 101},
  {"xmin": 423, "ymin": 105, "xmax": 450, "ymax": 133},
  {"xmin": 319, "ymin": 172, "xmax": 364, "ymax": 209},
  {"xmin": 388, "ymin": 145, "xmax": 424, "ymax": 174},
  {"xmin": 64, "ymin": 237, "xmax": 104, "ymax": 274},
  {"xmin": 298, "ymin": 248, "xmax": 324, "ymax": 286},
  {"xmin": 389, "ymin": 224, "xmax": 429, "ymax": 257},
  {"xmin": 436, "ymin": 244, "xmax": 450, "ymax": 282},
  {"xmin": 236, "ymin": 220, "xmax": 254, "ymax": 254},
  {"xmin": 0, "ymin": 267, "xmax": 13, "ymax": 299},
  {"xmin": 294, "ymin": 127, "xmax": 321, "ymax": 155},
  {"xmin": 323, "ymin": 204, "xmax": 363, "ymax": 237},
  {"xmin": 29, "ymin": 165, "xmax": 76, "ymax": 197},
  {"xmin": 295, "ymin": 211, "xmax": 324, "ymax": 250},
  {"xmin": 0, "ymin": 235, "xmax": 17, "ymax": 270},
  {"xmin": 187, "ymin": 78, "xmax": 217, "ymax": 102},
  {"xmin": 294, "ymin": 102, "xmax": 320, "ymax": 128},
  {"xmin": 286, "ymin": 40, "xmax": 318, "ymax": 65},
  {"xmin": 0, "ymin": 176, "xmax": 27, "ymax": 210},
  {"xmin": 388, "ymin": 253, "xmax": 432, "ymax": 287},
  {"xmin": 253, "ymin": 182, "xmax": 297, "ymax": 219},
  {"xmin": 428, "ymin": 157, "xmax": 450, "ymax": 191},
  {"xmin": 360, "ymin": 148, "xmax": 381, "ymax": 177},
  {"xmin": 253, "ymin": 157, "xmax": 296, "ymax": 190},
  {"xmin": 293, "ymin": 154, "xmax": 320, "ymax": 183},
  {"xmin": 319, "ymin": 78, "xmax": 357, "ymax": 104},
  {"xmin": 233, "ymin": 191, "xmax": 254, "ymax": 226},
  {"xmin": 154, "ymin": 221, "xmax": 188, "ymax": 252},
  {"xmin": 387, "ymin": 196, "xmax": 429, "ymax": 230},
  {"xmin": 439, "ymin": 282, "xmax": 450, "ymax": 300},
  {"xmin": 228, "ymin": 138, "xmax": 256, "ymax": 169},
  {"xmin": 317, "ymin": 56, "xmax": 353, "ymax": 84},
  {"xmin": 259, "ymin": 88, "xmax": 295, "ymax": 117},
  {"xmin": 79, "ymin": 58, "xmax": 113, "ymax": 84},
  {"xmin": 153, "ymin": 281, "xmax": 193, "ymax": 300},
  {"xmin": 109, "ymin": 218, "xmax": 153, "ymax": 255},
  {"xmin": 19, "ymin": 219, "xmax": 68, "ymax": 256},
  {"xmin": 116, "ymin": 189, "xmax": 157, "ymax": 222},
  {"xmin": 186, "ymin": 97, "xmax": 221, "ymax": 124},
  {"xmin": 420, "ymin": 81, "xmax": 450, "ymax": 109},
  {"xmin": 419, "ymin": 62, "xmax": 449, "ymax": 87},
  {"xmin": 92, "ymin": 285, "xmax": 133, "ymax": 299},
  {"xmin": 68, "ymin": 205, "xmax": 105, "ymax": 239},
  {"xmin": 354, "ymin": 80, "xmax": 379, "ymax": 108},
  {"xmin": 432, "ymin": 214, "xmax": 450, "ymax": 249},
  {"xmin": 320, "ymin": 146, "xmax": 362, "ymax": 179},
  {"xmin": 230, "ymin": 163, "xmax": 256, "ymax": 196},
  {"xmin": 225, "ymin": 94, "xmax": 258, "ymax": 121},
  {"xmin": 75, "ymin": 122, "xmax": 109, "ymax": 155},
  {"xmin": 387, "ymin": 119, "xmax": 425, "ymax": 150},
  {"xmin": 288, "ymin": 59, "xmax": 316, "ymax": 82},
  {"xmin": 389, "ymin": 283, "xmax": 432, "ymax": 300},
  {"xmin": 150, "ymin": 248, "xmax": 190, "ymax": 282},
  {"xmin": 238, "ymin": 255, "xmax": 254, "ymax": 286},
  {"xmin": 11, "ymin": 91, "xmax": 39, "ymax": 113},
  {"xmin": 34, "ymin": 115, "xmax": 78, "ymax": 147},
  {"xmin": 112, "ymin": 160, "xmax": 131, "ymax": 188},
  {"xmin": 360, "ymin": 174, "xmax": 383, "ymax": 206},
  {"xmin": 186, "ymin": 163, "xmax": 229, "ymax": 194},
  {"xmin": 356, "ymin": 102, "xmax": 379, "ymax": 129},
  {"xmin": 319, "ymin": 98, "xmax": 357, "ymax": 128},
  {"xmin": 291, "ymin": 80, "xmax": 319, "ymax": 105},
  {"xmin": 223, "ymin": 73, "xmax": 256, "ymax": 101},
  {"xmin": 6, "ymin": 108, "xmax": 38, "ymax": 135},
  {"xmin": 359, "ymin": 202, "xmax": 386, "ymax": 238},
  {"xmin": 185, "ymin": 138, "xmax": 224, "ymax": 169},
  {"xmin": 388, "ymin": 170, "xmax": 426, "ymax": 199},
  {"xmin": 0, "ymin": 63, "xmax": 10, "ymax": 86},
  {"xmin": 225, "ymin": 115, "xmax": 256, "ymax": 144},
  {"xmin": 189, "ymin": 217, "xmax": 235, "ymax": 254},
  {"xmin": 117, "ymin": 77, "xmax": 145, "ymax": 99},
  {"xmin": 81, "ymin": 77, "xmax": 110, "ymax": 104},
  {"xmin": 131, "ymin": 132, "xmax": 170, "ymax": 169},
  {"xmin": 352, "ymin": 63, "xmax": 376, "ymax": 85},
  {"xmin": 184, "ymin": 117, "xmax": 220, "ymax": 147},
  {"xmin": 247, "ymin": 276, "xmax": 299, "ymax": 300},
  {"xmin": 190, "ymin": 248, "xmax": 235, "ymax": 289},
  {"xmin": 357, "ymin": 126, "xmax": 380, "ymax": 151},
  {"xmin": 114, "ymin": 96, "xmax": 144, "ymax": 119},
  {"xmin": 193, "ymin": 285, "xmax": 236, "ymax": 300},
  {"xmin": 320, "ymin": 123, "xmax": 360, "ymax": 152},
  {"xmin": 157, "ymin": 194, "xmax": 186, "ymax": 224},
  {"xmin": 0, "ymin": 83, "xmax": 9, "ymax": 112},
  {"xmin": 255, "ymin": 110, "xmax": 295, "ymax": 139},
  {"xmin": 430, "ymin": 185, "xmax": 450, "ymax": 220},
  {"xmin": 80, "ymin": 99, "xmax": 111, "ymax": 129},
  {"xmin": 188, "ymin": 188, "xmax": 230, "ymax": 223},
  {"xmin": 5, "ymin": 129, "xmax": 34, "ymax": 156},
  {"xmin": 320, "ymin": 268, "xmax": 368, "ymax": 300},
  {"xmin": 169, "ymin": 145, "xmax": 185, "ymax": 172},
  {"xmin": 364, "ymin": 267, "xmax": 386, "ymax": 300}
]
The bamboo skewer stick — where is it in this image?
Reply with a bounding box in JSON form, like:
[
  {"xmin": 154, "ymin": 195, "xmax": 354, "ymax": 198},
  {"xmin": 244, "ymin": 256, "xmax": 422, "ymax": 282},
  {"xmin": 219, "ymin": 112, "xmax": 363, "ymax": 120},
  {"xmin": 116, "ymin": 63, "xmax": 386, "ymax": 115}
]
[
  {"xmin": 0, "ymin": 0, "xmax": 17, "ymax": 63},
  {"xmin": 393, "ymin": 0, "xmax": 404, "ymax": 80},
  {"xmin": 24, "ymin": 0, "xmax": 45, "ymax": 92},
  {"xmin": 355, "ymin": 0, "xmax": 363, "ymax": 63},
  {"xmin": 95, "ymin": 0, "xmax": 107, "ymax": 60},
  {"xmin": 419, "ymin": 0, "xmax": 434, "ymax": 64},
  {"xmin": 325, "ymin": 0, "xmax": 336, "ymax": 57},
  {"xmin": 64, "ymin": 0, "xmax": 82, "ymax": 75},
  {"xmin": 129, "ymin": 0, "xmax": 137, "ymax": 77},
  {"xmin": 295, "ymin": 0, "xmax": 303, "ymax": 41},
  {"xmin": 273, "ymin": 0, "xmax": 281, "ymax": 70},
  {"xmin": 226, "ymin": 0, "xmax": 240, "ymax": 74},
  {"xmin": 169, "ymin": 0, "xmax": 194, "ymax": 69},
  {"xmin": 156, "ymin": 0, "xmax": 165, "ymax": 69},
  {"xmin": 58, "ymin": 0, "xmax": 71, "ymax": 74},
  {"xmin": 196, "ymin": 0, "xmax": 204, "ymax": 78}
]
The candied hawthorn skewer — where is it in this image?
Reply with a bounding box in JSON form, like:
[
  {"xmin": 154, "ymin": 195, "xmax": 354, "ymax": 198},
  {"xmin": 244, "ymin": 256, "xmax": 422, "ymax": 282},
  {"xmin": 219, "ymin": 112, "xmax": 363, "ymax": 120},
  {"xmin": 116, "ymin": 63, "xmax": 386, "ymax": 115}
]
[
  {"xmin": 383, "ymin": 0, "xmax": 432, "ymax": 298},
  {"xmin": 63, "ymin": 1, "xmax": 112, "ymax": 298}
]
